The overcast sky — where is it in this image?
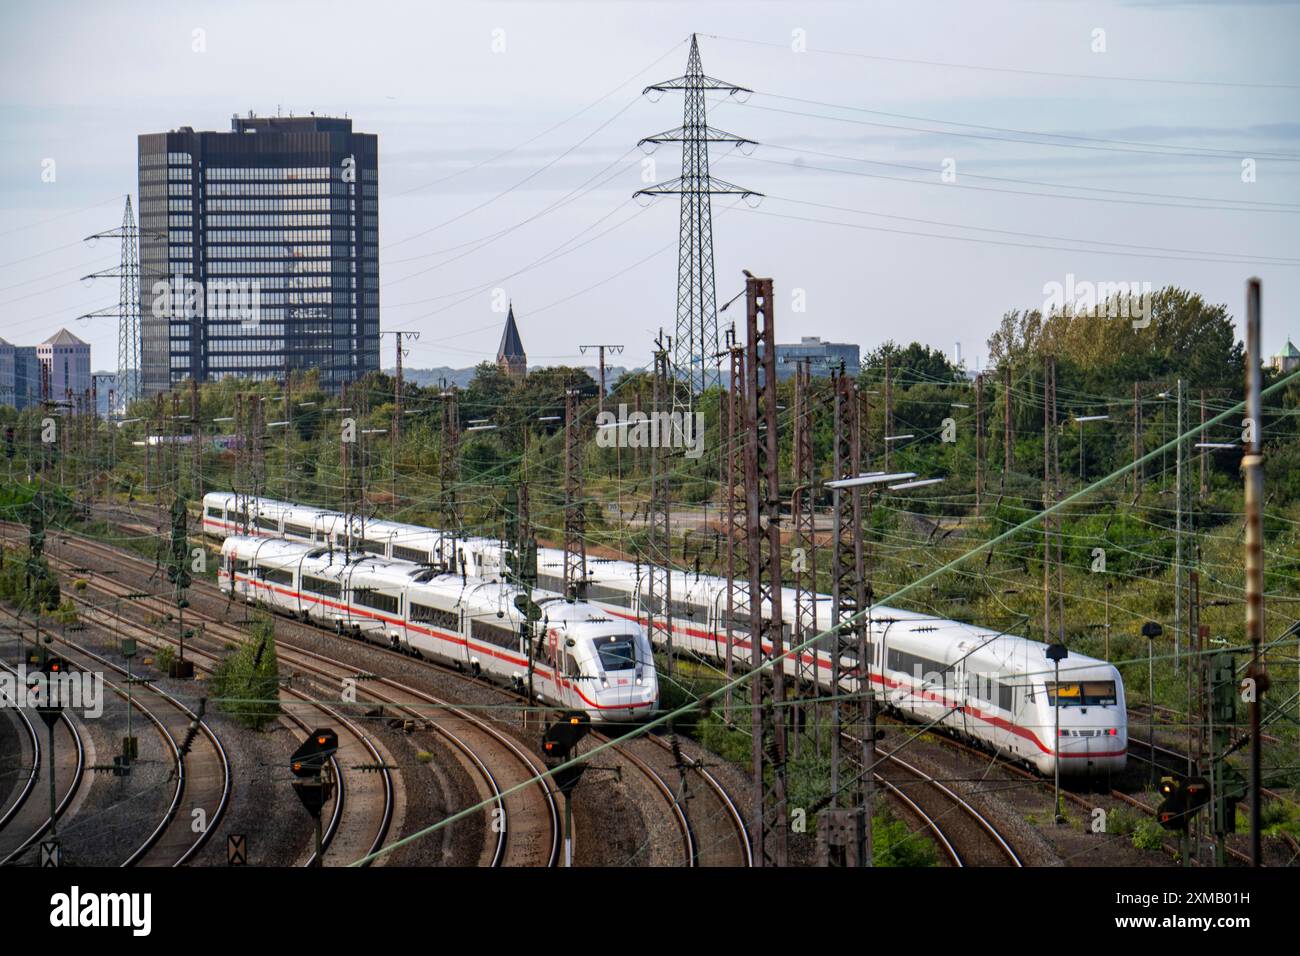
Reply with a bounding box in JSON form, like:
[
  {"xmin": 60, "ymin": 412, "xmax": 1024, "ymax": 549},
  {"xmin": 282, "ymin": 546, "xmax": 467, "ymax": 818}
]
[{"xmin": 2, "ymin": 0, "xmax": 1297, "ymax": 378}]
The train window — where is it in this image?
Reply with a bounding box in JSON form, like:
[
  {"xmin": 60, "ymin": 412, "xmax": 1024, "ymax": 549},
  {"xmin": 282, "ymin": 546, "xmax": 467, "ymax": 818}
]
[
  {"xmin": 206, "ymin": 506, "xmax": 223, "ymax": 518},
  {"xmin": 285, "ymin": 523, "xmax": 311, "ymax": 539},
  {"xmin": 410, "ymin": 602, "xmax": 458, "ymax": 631},
  {"xmin": 256, "ymin": 516, "xmax": 279, "ymax": 532},
  {"xmin": 585, "ymin": 584, "xmax": 630, "ymax": 608},
  {"xmin": 1044, "ymin": 682, "xmax": 1114, "ymax": 706},
  {"xmin": 233, "ymin": 558, "xmax": 249, "ymax": 573},
  {"xmin": 595, "ymin": 635, "xmax": 637, "ymax": 672},
  {"xmin": 997, "ymin": 681, "xmax": 1014, "ymax": 712},
  {"xmin": 302, "ymin": 576, "xmax": 341, "ymax": 598},
  {"xmin": 886, "ymin": 648, "xmax": 946, "ymax": 684},
  {"xmin": 393, "ymin": 545, "xmax": 428, "ymax": 564},
  {"xmin": 260, "ymin": 567, "xmax": 293, "ymax": 586},
  {"xmin": 471, "ymin": 620, "xmax": 518, "ymax": 650},
  {"xmin": 354, "ymin": 588, "xmax": 400, "ymax": 615},
  {"xmin": 360, "ymin": 539, "xmax": 386, "ymax": 556},
  {"xmin": 1082, "ymin": 681, "xmax": 1117, "ymax": 705}
]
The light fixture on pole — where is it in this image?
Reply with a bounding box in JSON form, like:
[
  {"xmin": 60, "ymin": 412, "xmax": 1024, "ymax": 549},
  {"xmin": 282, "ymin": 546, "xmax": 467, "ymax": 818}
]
[
  {"xmin": 1045, "ymin": 642, "xmax": 1069, "ymax": 824},
  {"xmin": 1141, "ymin": 621, "xmax": 1163, "ymax": 787}
]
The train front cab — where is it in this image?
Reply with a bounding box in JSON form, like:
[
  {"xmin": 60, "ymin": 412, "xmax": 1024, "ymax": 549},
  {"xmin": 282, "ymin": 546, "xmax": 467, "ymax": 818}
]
[{"xmin": 1034, "ymin": 667, "xmax": 1128, "ymax": 777}]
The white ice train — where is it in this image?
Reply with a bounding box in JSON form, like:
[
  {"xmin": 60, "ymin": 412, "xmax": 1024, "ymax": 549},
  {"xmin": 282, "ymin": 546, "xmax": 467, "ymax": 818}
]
[
  {"xmin": 202, "ymin": 493, "xmax": 1128, "ymax": 775},
  {"xmin": 216, "ymin": 535, "xmax": 658, "ymax": 721}
]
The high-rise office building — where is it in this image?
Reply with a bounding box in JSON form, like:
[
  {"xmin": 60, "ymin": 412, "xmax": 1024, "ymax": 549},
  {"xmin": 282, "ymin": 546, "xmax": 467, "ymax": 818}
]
[
  {"xmin": 138, "ymin": 114, "xmax": 379, "ymax": 394},
  {"xmin": 37, "ymin": 329, "xmax": 92, "ymax": 409},
  {"xmin": 0, "ymin": 335, "xmax": 87, "ymax": 411}
]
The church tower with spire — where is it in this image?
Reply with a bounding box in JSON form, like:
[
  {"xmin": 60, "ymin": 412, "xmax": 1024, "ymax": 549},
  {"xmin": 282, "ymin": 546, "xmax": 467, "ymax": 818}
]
[{"xmin": 496, "ymin": 302, "xmax": 527, "ymax": 380}]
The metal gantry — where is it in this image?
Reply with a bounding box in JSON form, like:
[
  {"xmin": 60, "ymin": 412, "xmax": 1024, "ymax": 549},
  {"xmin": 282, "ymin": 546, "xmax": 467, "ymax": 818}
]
[
  {"xmin": 791, "ymin": 359, "xmax": 818, "ymax": 750},
  {"xmin": 742, "ymin": 275, "xmax": 789, "ymax": 867},
  {"xmin": 823, "ymin": 368, "xmax": 872, "ymax": 866},
  {"xmin": 635, "ymin": 34, "xmax": 760, "ymax": 406},
  {"xmin": 723, "ymin": 327, "xmax": 748, "ymax": 722},
  {"xmin": 647, "ymin": 340, "xmax": 675, "ymax": 662}
]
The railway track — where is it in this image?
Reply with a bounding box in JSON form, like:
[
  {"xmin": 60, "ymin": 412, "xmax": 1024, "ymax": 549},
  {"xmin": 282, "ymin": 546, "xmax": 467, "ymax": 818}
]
[
  {"xmin": 832, "ymin": 729, "xmax": 1023, "ymax": 867},
  {"xmin": 0, "ymin": 525, "xmax": 394, "ymax": 868},
  {"xmin": 37, "ymin": 626, "xmax": 233, "ymax": 866},
  {"xmin": 19, "ymin": 527, "xmax": 566, "ymax": 867},
  {"xmin": 0, "ymin": 657, "xmax": 86, "ymax": 866},
  {"xmin": 41, "ymin": 522, "xmax": 741, "ymax": 867},
  {"xmin": 65, "ymin": 587, "xmax": 395, "ymax": 867}
]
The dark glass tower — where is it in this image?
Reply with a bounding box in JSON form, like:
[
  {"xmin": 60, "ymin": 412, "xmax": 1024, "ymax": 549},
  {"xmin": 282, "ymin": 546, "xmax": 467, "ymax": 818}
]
[{"xmin": 138, "ymin": 115, "xmax": 379, "ymax": 394}]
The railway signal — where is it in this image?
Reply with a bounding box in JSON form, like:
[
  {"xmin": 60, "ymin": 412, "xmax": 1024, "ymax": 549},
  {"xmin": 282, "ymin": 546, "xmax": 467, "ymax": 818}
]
[
  {"xmin": 291, "ymin": 728, "xmax": 338, "ymax": 866},
  {"xmin": 542, "ymin": 711, "xmax": 590, "ymax": 868},
  {"xmin": 1156, "ymin": 773, "xmax": 1209, "ymax": 833},
  {"xmin": 541, "ymin": 711, "xmax": 590, "ymax": 769}
]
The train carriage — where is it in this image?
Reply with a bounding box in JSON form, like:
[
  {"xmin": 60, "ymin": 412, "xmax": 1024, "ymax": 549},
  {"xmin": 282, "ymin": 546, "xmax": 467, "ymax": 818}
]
[
  {"xmin": 205, "ymin": 493, "xmax": 1127, "ymax": 772},
  {"xmin": 218, "ymin": 535, "xmax": 658, "ymax": 721}
]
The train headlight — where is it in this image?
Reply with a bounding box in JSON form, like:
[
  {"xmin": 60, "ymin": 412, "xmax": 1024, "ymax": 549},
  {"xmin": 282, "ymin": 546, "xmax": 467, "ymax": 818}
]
[
  {"xmin": 601, "ymin": 679, "xmax": 609, "ymax": 689},
  {"xmin": 1106, "ymin": 728, "xmax": 1118, "ymax": 736},
  {"xmin": 635, "ymin": 677, "xmax": 642, "ymax": 686}
]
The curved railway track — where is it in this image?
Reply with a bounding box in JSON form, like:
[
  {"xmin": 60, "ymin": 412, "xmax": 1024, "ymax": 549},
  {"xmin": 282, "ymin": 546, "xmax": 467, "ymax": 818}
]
[
  {"xmin": 38, "ymin": 523, "xmax": 739, "ymax": 867},
  {"xmin": 0, "ymin": 658, "xmax": 86, "ymax": 866},
  {"xmin": 0, "ymin": 523, "xmax": 394, "ymax": 869},
  {"xmin": 42, "ymin": 630, "xmax": 233, "ymax": 867},
  {"xmin": 18, "ymin": 527, "xmax": 569, "ymax": 867}
]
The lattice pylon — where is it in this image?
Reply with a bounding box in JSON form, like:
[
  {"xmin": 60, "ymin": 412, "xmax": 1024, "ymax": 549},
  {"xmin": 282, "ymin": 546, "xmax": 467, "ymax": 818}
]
[
  {"xmin": 80, "ymin": 196, "xmax": 142, "ymax": 412},
  {"xmin": 635, "ymin": 34, "xmax": 761, "ymax": 409},
  {"xmin": 563, "ymin": 388, "xmax": 588, "ymax": 599},
  {"xmin": 438, "ymin": 386, "xmax": 461, "ymax": 570}
]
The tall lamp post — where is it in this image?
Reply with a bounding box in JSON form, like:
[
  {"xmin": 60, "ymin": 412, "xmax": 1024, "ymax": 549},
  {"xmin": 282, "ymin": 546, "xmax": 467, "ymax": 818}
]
[{"xmin": 1046, "ymin": 642, "xmax": 1069, "ymax": 823}]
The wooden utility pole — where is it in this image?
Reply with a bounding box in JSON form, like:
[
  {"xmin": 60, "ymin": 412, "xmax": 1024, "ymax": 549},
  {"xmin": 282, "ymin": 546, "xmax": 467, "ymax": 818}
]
[
  {"xmin": 1199, "ymin": 388, "xmax": 1208, "ymax": 499},
  {"xmin": 975, "ymin": 372, "xmax": 985, "ymax": 515},
  {"xmin": 381, "ymin": 330, "xmax": 420, "ymax": 508},
  {"xmin": 1242, "ymin": 277, "xmax": 1266, "ymax": 867},
  {"xmin": 1003, "ymin": 363, "xmax": 1013, "ymax": 478},
  {"xmin": 1133, "ymin": 383, "xmax": 1143, "ymax": 497},
  {"xmin": 883, "ymin": 353, "xmax": 893, "ymax": 472},
  {"xmin": 190, "ymin": 378, "xmax": 202, "ymax": 499},
  {"xmin": 579, "ymin": 343, "xmax": 623, "ymax": 415},
  {"xmin": 1042, "ymin": 355, "xmax": 1052, "ymax": 643}
]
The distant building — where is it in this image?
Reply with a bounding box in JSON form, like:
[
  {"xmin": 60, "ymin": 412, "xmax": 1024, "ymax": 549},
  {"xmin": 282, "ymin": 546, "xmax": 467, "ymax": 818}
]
[
  {"xmin": 38, "ymin": 329, "xmax": 92, "ymax": 411},
  {"xmin": 0, "ymin": 335, "xmax": 86, "ymax": 411},
  {"xmin": 138, "ymin": 114, "xmax": 380, "ymax": 395},
  {"xmin": 772, "ymin": 336, "xmax": 859, "ymax": 380},
  {"xmin": 1271, "ymin": 339, "xmax": 1300, "ymax": 374},
  {"xmin": 497, "ymin": 303, "xmax": 527, "ymax": 380}
]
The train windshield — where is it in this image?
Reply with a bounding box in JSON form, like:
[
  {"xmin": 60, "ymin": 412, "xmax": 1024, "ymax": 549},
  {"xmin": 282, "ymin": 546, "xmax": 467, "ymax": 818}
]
[
  {"xmin": 595, "ymin": 635, "xmax": 638, "ymax": 672},
  {"xmin": 1044, "ymin": 681, "xmax": 1117, "ymax": 706}
]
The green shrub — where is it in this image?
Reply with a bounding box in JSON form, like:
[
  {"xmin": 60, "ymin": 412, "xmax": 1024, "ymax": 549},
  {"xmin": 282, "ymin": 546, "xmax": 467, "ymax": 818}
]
[{"xmin": 208, "ymin": 615, "xmax": 281, "ymax": 730}]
